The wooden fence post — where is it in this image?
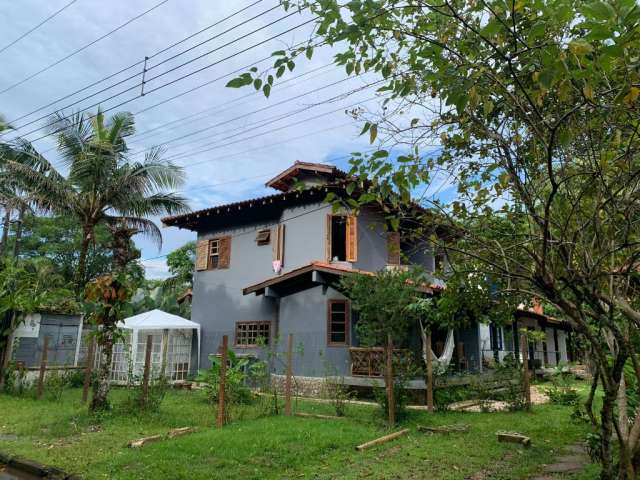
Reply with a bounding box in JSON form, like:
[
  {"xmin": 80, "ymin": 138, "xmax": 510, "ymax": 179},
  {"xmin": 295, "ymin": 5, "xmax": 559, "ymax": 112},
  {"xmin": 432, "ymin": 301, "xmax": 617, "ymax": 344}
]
[
  {"xmin": 520, "ymin": 332, "xmax": 531, "ymax": 410},
  {"xmin": 160, "ymin": 329, "xmax": 169, "ymax": 381},
  {"xmin": 285, "ymin": 334, "xmax": 293, "ymax": 416},
  {"xmin": 36, "ymin": 336, "xmax": 48, "ymax": 399},
  {"xmin": 82, "ymin": 337, "xmax": 96, "ymax": 403},
  {"xmin": 386, "ymin": 333, "xmax": 395, "ymax": 427},
  {"xmin": 216, "ymin": 335, "xmax": 228, "ymax": 428},
  {"xmin": 141, "ymin": 335, "xmax": 153, "ymax": 407},
  {"xmin": 426, "ymin": 332, "xmax": 434, "ymax": 413}
]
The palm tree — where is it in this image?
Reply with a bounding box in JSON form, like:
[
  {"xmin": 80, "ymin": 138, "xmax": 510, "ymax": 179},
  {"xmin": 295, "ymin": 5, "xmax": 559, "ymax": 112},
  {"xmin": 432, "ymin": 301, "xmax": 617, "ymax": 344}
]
[{"xmin": 8, "ymin": 109, "xmax": 189, "ymax": 290}]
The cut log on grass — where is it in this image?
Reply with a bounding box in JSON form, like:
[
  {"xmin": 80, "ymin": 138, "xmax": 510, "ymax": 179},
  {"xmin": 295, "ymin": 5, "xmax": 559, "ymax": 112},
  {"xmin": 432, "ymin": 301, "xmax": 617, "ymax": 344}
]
[
  {"xmin": 167, "ymin": 427, "xmax": 197, "ymax": 439},
  {"xmin": 128, "ymin": 434, "xmax": 163, "ymax": 448},
  {"xmin": 417, "ymin": 424, "xmax": 469, "ymax": 434},
  {"xmin": 497, "ymin": 431, "xmax": 531, "ymax": 447},
  {"xmin": 295, "ymin": 412, "xmax": 346, "ymax": 420},
  {"xmin": 356, "ymin": 429, "xmax": 410, "ymax": 451}
]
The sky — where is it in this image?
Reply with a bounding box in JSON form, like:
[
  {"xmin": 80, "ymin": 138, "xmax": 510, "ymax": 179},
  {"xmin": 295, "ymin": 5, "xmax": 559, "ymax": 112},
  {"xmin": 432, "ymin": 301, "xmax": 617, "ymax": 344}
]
[{"xmin": 0, "ymin": 0, "xmax": 450, "ymax": 278}]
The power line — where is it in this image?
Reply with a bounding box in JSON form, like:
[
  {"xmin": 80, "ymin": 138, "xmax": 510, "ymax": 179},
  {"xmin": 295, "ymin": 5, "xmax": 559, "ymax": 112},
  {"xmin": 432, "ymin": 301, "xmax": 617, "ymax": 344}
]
[
  {"xmin": 129, "ymin": 73, "xmax": 369, "ymax": 157},
  {"xmin": 5, "ymin": 0, "xmax": 266, "ymax": 126},
  {"xmin": 9, "ymin": 2, "xmax": 288, "ymax": 135},
  {"xmin": 18, "ymin": 16, "xmax": 319, "ymax": 145},
  {"xmin": 163, "ymin": 93, "xmax": 383, "ymax": 163},
  {"xmin": 130, "ymin": 62, "xmax": 334, "ymax": 143},
  {"xmin": 0, "ymin": 0, "xmax": 171, "ymax": 96},
  {"xmin": 0, "ymin": 0, "xmax": 79, "ymax": 55}
]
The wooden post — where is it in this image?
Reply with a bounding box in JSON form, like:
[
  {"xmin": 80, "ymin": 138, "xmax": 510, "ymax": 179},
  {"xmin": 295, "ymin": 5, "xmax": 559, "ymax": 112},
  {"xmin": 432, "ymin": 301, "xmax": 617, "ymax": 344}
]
[
  {"xmin": 216, "ymin": 335, "xmax": 228, "ymax": 428},
  {"xmin": 82, "ymin": 337, "xmax": 96, "ymax": 403},
  {"xmin": 160, "ymin": 329, "xmax": 169, "ymax": 381},
  {"xmin": 36, "ymin": 336, "xmax": 48, "ymax": 399},
  {"xmin": 426, "ymin": 332, "xmax": 434, "ymax": 413},
  {"xmin": 386, "ymin": 333, "xmax": 395, "ymax": 427},
  {"xmin": 520, "ymin": 332, "xmax": 531, "ymax": 410},
  {"xmin": 141, "ymin": 335, "xmax": 153, "ymax": 407},
  {"xmin": 285, "ymin": 333, "xmax": 293, "ymax": 416}
]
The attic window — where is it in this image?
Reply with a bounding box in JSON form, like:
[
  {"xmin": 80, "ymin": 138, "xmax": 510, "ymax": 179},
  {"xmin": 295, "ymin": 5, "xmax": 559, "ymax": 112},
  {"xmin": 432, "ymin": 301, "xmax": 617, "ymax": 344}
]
[{"xmin": 256, "ymin": 229, "xmax": 271, "ymax": 246}]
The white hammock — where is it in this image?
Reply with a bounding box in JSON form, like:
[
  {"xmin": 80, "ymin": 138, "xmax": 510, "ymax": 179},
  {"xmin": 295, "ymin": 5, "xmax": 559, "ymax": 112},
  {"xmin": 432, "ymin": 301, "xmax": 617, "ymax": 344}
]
[
  {"xmin": 420, "ymin": 327, "xmax": 455, "ymax": 375},
  {"xmin": 431, "ymin": 329, "xmax": 455, "ymax": 374}
]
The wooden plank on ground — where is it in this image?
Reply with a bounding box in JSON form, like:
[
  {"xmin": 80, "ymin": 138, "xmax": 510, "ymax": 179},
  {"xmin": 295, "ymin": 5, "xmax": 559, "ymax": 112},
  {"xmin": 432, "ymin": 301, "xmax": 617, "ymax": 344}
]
[
  {"xmin": 295, "ymin": 412, "xmax": 345, "ymax": 420},
  {"xmin": 356, "ymin": 429, "xmax": 409, "ymax": 451},
  {"xmin": 167, "ymin": 427, "xmax": 197, "ymax": 438},
  {"xmin": 417, "ymin": 424, "xmax": 469, "ymax": 434},
  {"xmin": 128, "ymin": 434, "xmax": 163, "ymax": 448},
  {"xmin": 497, "ymin": 431, "xmax": 531, "ymax": 447}
]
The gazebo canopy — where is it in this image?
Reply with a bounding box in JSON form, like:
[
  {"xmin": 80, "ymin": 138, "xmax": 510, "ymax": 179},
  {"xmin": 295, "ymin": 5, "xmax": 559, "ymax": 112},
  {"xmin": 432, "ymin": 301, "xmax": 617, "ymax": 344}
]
[{"xmin": 118, "ymin": 309, "xmax": 200, "ymax": 331}]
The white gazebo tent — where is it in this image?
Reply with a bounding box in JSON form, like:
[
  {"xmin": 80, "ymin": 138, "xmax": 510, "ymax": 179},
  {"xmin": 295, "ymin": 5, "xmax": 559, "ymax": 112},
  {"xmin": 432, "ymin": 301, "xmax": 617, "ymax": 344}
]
[{"xmin": 109, "ymin": 309, "xmax": 200, "ymax": 383}]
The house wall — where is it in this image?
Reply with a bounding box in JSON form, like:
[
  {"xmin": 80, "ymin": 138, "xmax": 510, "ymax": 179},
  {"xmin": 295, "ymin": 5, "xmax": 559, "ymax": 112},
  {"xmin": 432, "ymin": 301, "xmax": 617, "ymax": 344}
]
[{"xmin": 275, "ymin": 285, "xmax": 353, "ymax": 377}]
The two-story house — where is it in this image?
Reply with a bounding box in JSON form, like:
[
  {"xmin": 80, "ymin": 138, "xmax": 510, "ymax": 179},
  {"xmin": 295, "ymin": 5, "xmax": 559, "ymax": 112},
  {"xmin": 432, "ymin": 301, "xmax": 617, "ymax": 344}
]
[{"xmin": 162, "ymin": 161, "xmax": 574, "ymax": 389}]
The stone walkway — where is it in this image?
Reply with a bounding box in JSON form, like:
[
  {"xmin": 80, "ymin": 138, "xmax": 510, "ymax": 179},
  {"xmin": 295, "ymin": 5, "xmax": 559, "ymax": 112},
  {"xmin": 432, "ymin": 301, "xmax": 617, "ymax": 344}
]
[{"xmin": 530, "ymin": 444, "xmax": 590, "ymax": 479}]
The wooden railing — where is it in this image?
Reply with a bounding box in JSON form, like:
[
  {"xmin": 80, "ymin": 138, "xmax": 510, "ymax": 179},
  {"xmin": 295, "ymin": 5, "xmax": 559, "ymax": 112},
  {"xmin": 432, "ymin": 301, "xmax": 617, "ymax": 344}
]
[{"xmin": 349, "ymin": 347, "xmax": 411, "ymax": 377}]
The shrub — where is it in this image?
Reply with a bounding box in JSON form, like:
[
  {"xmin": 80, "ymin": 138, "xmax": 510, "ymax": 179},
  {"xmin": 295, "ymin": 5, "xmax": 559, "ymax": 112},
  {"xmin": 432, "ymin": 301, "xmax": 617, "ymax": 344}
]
[
  {"xmin": 2, "ymin": 362, "xmax": 30, "ymax": 396},
  {"xmin": 374, "ymin": 354, "xmax": 418, "ymax": 423},
  {"xmin": 196, "ymin": 351, "xmax": 257, "ymax": 407},
  {"xmin": 544, "ymin": 370, "xmax": 579, "ymax": 406},
  {"xmin": 44, "ymin": 369, "xmax": 70, "ymax": 401}
]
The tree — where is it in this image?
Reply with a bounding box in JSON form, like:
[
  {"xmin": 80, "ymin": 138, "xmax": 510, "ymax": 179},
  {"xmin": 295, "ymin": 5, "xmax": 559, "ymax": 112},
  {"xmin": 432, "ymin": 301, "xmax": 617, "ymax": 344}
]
[
  {"xmin": 230, "ymin": 1, "xmax": 640, "ymax": 477},
  {"xmin": 165, "ymin": 241, "xmax": 195, "ymax": 288},
  {"xmin": 7, "ymin": 109, "xmax": 189, "ymax": 291},
  {"xmin": 0, "ymin": 257, "xmax": 75, "ymax": 389},
  {"xmin": 83, "ymin": 273, "xmax": 132, "ymax": 412}
]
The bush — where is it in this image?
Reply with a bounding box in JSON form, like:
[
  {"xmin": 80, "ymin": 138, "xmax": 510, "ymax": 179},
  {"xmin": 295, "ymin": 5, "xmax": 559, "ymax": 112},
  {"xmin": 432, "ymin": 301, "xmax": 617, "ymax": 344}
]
[
  {"xmin": 544, "ymin": 369, "xmax": 579, "ymax": 406},
  {"xmin": 2, "ymin": 362, "xmax": 31, "ymax": 396},
  {"xmin": 373, "ymin": 354, "xmax": 419, "ymax": 424},
  {"xmin": 44, "ymin": 370, "xmax": 70, "ymax": 401},
  {"xmin": 121, "ymin": 374, "xmax": 168, "ymax": 413},
  {"xmin": 196, "ymin": 351, "xmax": 258, "ymax": 407}
]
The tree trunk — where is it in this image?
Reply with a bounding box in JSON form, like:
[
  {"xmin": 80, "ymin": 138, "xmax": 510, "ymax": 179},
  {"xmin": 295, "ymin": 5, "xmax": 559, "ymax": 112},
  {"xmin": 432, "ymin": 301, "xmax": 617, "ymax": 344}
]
[
  {"xmin": 90, "ymin": 328, "xmax": 114, "ymax": 413},
  {"xmin": 11, "ymin": 204, "xmax": 25, "ymax": 258},
  {"xmin": 0, "ymin": 207, "xmax": 11, "ymax": 257},
  {"xmin": 75, "ymin": 225, "xmax": 93, "ymax": 293},
  {"xmin": 0, "ymin": 311, "xmax": 16, "ymax": 390},
  {"xmin": 600, "ymin": 388, "xmax": 617, "ymax": 480}
]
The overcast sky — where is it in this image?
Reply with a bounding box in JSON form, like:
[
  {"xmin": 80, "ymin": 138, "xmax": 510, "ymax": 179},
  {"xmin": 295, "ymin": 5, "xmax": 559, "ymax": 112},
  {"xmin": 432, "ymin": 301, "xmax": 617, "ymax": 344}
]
[{"xmin": 0, "ymin": 0, "xmax": 447, "ymax": 278}]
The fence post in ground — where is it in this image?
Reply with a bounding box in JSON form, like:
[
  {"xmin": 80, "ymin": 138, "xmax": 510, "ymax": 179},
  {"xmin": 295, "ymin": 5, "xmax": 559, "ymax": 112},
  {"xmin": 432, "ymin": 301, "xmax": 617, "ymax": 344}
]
[
  {"xmin": 36, "ymin": 336, "xmax": 49, "ymax": 399},
  {"xmin": 386, "ymin": 333, "xmax": 395, "ymax": 427},
  {"xmin": 285, "ymin": 333, "xmax": 293, "ymax": 416},
  {"xmin": 141, "ymin": 335, "xmax": 153, "ymax": 407},
  {"xmin": 82, "ymin": 337, "xmax": 96, "ymax": 403},
  {"xmin": 520, "ymin": 331, "xmax": 531, "ymax": 410},
  {"xmin": 216, "ymin": 335, "xmax": 228, "ymax": 428},
  {"xmin": 160, "ymin": 329, "xmax": 169, "ymax": 381},
  {"xmin": 426, "ymin": 332, "xmax": 434, "ymax": 413}
]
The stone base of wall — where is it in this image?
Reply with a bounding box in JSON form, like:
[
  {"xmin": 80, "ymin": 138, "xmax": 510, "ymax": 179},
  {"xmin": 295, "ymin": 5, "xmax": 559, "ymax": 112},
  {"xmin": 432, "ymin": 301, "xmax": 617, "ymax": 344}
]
[{"xmin": 270, "ymin": 374, "xmax": 326, "ymax": 398}]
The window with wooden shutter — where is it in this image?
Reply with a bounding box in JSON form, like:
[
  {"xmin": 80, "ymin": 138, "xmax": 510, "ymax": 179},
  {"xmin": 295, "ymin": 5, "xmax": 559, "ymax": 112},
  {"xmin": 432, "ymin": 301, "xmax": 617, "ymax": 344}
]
[
  {"xmin": 387, "ymin": 231, "xmax": 401, "ymax": 265},
  {"xmin": 325, "ymin": 214, "xmax": 332, "ymax": 261},
  {"xmin": 195, "ymin": 240, "xmax": 209, "ymax": 271},
  {"xmin": 273, "ymin": 224, "xmax": 285, "ymax": 265},
  {"xmin": 218, "ymin": 236, "xmax": 231, "ymax": 269},
  {"xmin": 346, "ymin": 215, "xmax": 357, "ymax": 262}
]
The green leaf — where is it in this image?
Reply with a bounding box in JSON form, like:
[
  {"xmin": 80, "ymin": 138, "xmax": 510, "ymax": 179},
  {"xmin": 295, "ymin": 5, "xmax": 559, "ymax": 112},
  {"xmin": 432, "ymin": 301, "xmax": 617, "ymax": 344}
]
[
  {"xmin": 569, "ymin": 39, "xmax": 594, "ymax": 56},
  {"xmin": 253, "ymin": 78, "xmax": 263, "ymax": 91},
  {"xmin": 272, "ymin": 50, "xmax": 286, "ymax": 56},
  {"xmin": 263, "ymin": 84, "xmax": 271, "ymax": 98},
  {"xmin": 346, "ymin": 182, "xmax": 356, "ymax": 195},
  {"xmin": 226, "ymin": 77, "xmax": 248, "ymax": 88},
  {"xmin": 287, "ymin": 60, "xmax": 295, "ymax": 72},
  {"xmin": 580, "ymin": 1, "xmax": 616, "ymax": 21},
  {"xmin": 276, "ymin": 65, "xmax": 286, "ymax": 78},
  {"xmin": 371, "ymin": 150, "xmax": 389, "ymax": 160},
  {"xmin": 360, "ymin": 122, "xmax": 371, "ymax": 136},
  {"xmin": 305, "ymin": 47, "xmax": 313, "ymax": 60}
]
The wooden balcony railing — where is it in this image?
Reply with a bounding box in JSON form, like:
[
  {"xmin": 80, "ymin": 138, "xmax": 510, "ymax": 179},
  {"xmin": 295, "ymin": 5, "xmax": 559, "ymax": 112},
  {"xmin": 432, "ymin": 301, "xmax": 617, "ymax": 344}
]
[{"xmin": 349, "ymin": 347, "xmax": 411, "ymax": 377}]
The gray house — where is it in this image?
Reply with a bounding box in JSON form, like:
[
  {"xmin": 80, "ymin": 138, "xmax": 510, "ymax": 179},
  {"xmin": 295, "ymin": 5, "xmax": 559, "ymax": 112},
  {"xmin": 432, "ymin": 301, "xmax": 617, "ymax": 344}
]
[{"xmin": 162, "ymin": 162, "xmax": 573, "ymax": 386}]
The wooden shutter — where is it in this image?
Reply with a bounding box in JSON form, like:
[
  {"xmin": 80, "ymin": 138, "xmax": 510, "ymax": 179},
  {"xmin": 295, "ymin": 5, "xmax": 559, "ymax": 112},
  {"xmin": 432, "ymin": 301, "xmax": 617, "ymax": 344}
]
[
  {"xmin": 218, "ymin": 236, "xmax": 231, "ymax": 269},
  {"xmin": 195, "ymin": 240, "xmax": 209, "ymax": 271},
  {"xmin": 346, "ymin": 215, "xmax": 358, "ymax": 262},
  {"xmin": 325, "ymin": 214, "xmax": 332, "ymax": 261},
  {"xmin": 387, "ymin": 231, "xmax": 400, "ymax": 265},
  {"xmin": 274, "ymin": 224, "xmax": 285, "ymax": 264}
]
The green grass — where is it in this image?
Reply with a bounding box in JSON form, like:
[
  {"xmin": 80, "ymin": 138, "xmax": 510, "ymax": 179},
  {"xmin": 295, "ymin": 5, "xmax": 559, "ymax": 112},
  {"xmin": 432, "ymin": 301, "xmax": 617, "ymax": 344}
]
[{"xmin": 0, "ymin": 386, "xmax": 596, "ymax": 479}]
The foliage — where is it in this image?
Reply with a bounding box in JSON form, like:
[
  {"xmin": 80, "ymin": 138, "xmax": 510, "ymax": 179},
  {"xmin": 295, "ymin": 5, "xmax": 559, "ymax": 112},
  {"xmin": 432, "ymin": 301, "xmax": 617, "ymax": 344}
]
[
  {"xmin": 121, "ymin": 375, "xmax": 168, "ymax": 413},
  {"xmin": 195, "ymin": 351, "xmax": 257, "ymax": 408},
  {"xmin": 165, "ymin": 241, "xmax": 195, "ymax": 287},
  {"xmin": 230, "ymin": 0, "xmax": 640, "ymax": 476},
  {"xmin": 322, "ymin": 362, "xmax": 352, "ymax": 417},
  {"xmin": 341, "ymin": 268, "xmax": 431, "ymax": 347},
  {"xmin": 6, "ymin": 109, "xmax": 189, "ymax": 290},
  {"xmin": 373, "ymin": 354, "xmax": 419, "ymax": 423},
  {"xmin": 5, "ymin": 214, "xmax": 143, "ymax": 284}
]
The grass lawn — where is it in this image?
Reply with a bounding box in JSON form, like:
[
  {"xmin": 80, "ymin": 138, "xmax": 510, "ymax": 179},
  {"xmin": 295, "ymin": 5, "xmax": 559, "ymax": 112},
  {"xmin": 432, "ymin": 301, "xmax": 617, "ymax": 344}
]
[{"xmin": 0, "ymin": 385, "xmax": 596, "ymax": 479}]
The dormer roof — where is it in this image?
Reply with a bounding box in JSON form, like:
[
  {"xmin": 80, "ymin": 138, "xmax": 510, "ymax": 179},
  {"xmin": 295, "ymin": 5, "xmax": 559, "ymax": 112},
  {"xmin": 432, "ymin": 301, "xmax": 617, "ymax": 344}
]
[{"xmin": 265, "ymin": 161, "xmax": 348, "ymax": 192}]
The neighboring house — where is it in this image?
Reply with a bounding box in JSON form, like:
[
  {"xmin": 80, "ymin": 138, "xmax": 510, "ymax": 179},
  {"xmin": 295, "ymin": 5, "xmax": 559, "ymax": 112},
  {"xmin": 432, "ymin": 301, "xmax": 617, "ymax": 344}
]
[
  {"xmin": 162, "ymin": 161, "xmax": 574, "ymax": 386},
  {"xmin": 9, "ymin": 312, "xmax": 83, "ymax": 368}
]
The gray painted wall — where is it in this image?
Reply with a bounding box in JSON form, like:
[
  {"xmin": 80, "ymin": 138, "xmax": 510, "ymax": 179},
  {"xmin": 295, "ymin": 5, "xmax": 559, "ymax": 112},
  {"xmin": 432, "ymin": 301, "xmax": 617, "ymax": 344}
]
[{"xmin": 191, "ymin": 196, "xmax": 439, "ymax": 375}]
